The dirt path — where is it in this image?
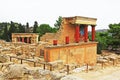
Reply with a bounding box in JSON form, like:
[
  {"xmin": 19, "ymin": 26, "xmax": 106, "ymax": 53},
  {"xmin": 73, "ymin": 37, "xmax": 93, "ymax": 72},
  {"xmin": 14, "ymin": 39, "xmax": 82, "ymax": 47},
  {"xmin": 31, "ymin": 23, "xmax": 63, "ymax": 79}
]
[{"xmin": 71, "ymin": 65, "xmax": 120, "ymax": 80}]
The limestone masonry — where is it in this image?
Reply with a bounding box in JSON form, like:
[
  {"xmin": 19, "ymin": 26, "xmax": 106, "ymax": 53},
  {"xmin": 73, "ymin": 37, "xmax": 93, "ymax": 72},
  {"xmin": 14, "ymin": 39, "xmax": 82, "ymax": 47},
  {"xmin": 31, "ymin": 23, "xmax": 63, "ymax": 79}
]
[{"xmin": 12, "ymin": 16, "xmax": 97, "ymax": 66}]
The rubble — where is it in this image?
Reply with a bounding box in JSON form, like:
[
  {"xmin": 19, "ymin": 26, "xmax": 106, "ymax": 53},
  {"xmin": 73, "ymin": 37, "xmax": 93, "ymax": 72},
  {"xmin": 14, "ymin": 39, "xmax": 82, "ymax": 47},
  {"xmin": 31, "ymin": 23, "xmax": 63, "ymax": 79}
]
[
  {"xmin": 0, "ymin": 39, "xmax": 120, "ymax": 80},
  {"xmin": 23, "ymin": 67, "xmax": 51, "ymax": 79},
  {"xmin": 0, "ymin": 54, "xmax": 9, "ymax": 63},
  {"xmin": 3, "ymin": 64, "xmax": 30, "ymax": 79},
  {"xmin": 50, "ymin": 71, "xmax": 66, "ymax": 80},
  {"xmin": 61, "ymin": 75, "xmax": 84, "ymax": 80},
  {"xmin": 72, "ymin": 66, "xmax": 93, "ymax": 73}
]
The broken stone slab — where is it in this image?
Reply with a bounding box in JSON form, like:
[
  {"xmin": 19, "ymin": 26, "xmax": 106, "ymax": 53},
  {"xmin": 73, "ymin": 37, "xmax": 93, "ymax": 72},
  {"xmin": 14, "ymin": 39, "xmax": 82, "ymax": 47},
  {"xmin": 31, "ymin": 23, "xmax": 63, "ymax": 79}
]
[
  {"xmin": 61, "ymin": 75, "xmax": 84, "ymax": 80},
  {"xmin": 2, "ymin": 47, "xmax": 11, "ymax": 51},
  {"xmin": 24, "ymin": 67, "xmax": 50, "ymax": 75},
  {"xmin": 55, "ymin": 60, "xmax": 63, "ymax": 64},
  {"xmin": 50, "ymin": 71, "xmax": 66, "ymax": 80},
  {"xmin": 24, "ymin": 67, "xmax": 42, "ymax": 74},
  {"xmin": 0, "ymin": 62, "xmax": 14, "ymax": 72},
  {"xmin": 0, "ymin": 71, "xmax": 4, "ymax": 80},
  {"xmin": 0, "ymin": 62, "xmax": 14, "ymax": 67},
  {"xmin": 48, "ymin": 62, "xmax": 58, "ymax": 66},
  {"xmin": 39, "ymin": 69, "xmax": 50, "ymax": 76},
  {"xmin": 0, "ymin": 46, "xmax": 2, "ymax": 49},
  {"xmin": 64, "ymin": 63, "xmax": 77, "ymax": 71},
  {"xmin": 0, "ymin": 54, "xmax": 9, "ymax": 63},
  {"xmin": 48, "ymin": 60, "xmax": 63, "ymax": 64},
  {"xmin": 109, "ymin": 56, "xmax": 117, "ymax": 60},
  {"xmin": 48, "ymin": 60, "xmax": 64, "ymax": 70},
  {"xmin": 97, "ymin": 58, "xmax": 108, "ymax": 63},
  {"xmin": 72, "ymin": 65, "xmax": 93, "ymax": 73},
  {"xmin": 3, "ymin": 64, "xmax": 30, "ymax": 79},
  {"xmin": 0, "ymin": 71, "xmax": 3, "ymax": 75},
  {"xmin": 25, "ymin": 68, "xmax": 51, "ymax": 79}
]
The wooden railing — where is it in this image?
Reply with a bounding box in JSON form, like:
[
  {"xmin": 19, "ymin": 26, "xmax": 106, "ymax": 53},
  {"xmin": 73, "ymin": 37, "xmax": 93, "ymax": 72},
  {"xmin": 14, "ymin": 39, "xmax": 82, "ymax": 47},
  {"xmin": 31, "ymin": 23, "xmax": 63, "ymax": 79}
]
[
  {"xmin": 9, "ymin": 56, "xmax": 48, "ymax": 70},
  {"xmin": 8, "ymin": 56, "xmax": 90, "ymax": 74}
]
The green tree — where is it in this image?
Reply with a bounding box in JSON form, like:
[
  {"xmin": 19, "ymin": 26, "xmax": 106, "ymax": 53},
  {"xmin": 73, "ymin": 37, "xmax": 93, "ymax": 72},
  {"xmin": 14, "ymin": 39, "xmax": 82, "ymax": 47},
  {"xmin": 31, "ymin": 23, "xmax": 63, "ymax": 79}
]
[
  {"xmin": 25, "ymin": 22, "xmax": 29, "ymax": 33},
  {"xmin": 107, "ymin": 23, "xmax": 120, "ymax": 50},
  {"xmin": 0, "ymin": 22, "xmax": 11, "ymax": 41},
  {"xmin": 36, "ymin": 24, "xmax": 53, "ymax": 37},
  {"xmin": 1, "ymin": 23, "xmax": 9, "ymax": 41},
  {"xmin": 0, "ymin": 22, "xmax": 26, "ymax": 41},
  {"xmin": 51, "ymin": 27, "xmax": 58, "ymax": 33},
  {"xmin": 18, "ymin": 24, "xmax": 25, "ymax": 33},
  {"xmin": 96, "ymin": 32, "xmax": 108, "ymax": 54},
  {"xmin": 8, "ymin": 21, "xmax": 16, "ymax": 41},
  {"xmin": 54, "ymin": 16, "xmax": 62, "ymax": 30},
  {"xmin": 33, "ymin": 21, "xmax": 38, "ymax": 33}
]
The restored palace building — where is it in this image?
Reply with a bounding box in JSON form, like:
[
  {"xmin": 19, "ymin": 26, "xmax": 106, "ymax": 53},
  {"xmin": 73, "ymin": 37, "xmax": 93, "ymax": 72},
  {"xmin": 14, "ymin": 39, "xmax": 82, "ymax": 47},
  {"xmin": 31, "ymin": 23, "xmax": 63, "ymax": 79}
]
[
  {"xmin": 12, "ymin": 33, "xmax": 39, "ymax": 44},
  {"xmin": 43, "ymin": 16, "xmax": 97, "ymax": 65},
  {"xmin": 12, "ymin": 16, "xmax": 98, "ymax": 66}
]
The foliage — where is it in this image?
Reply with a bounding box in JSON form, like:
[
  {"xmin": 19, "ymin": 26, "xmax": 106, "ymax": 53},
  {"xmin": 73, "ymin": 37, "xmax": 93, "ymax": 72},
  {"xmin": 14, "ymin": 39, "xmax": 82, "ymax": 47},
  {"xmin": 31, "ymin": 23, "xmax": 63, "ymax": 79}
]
[
  {"xmin": 0, "ymin": 21, "xmax": 58, "ymax": 42},
  {"xmin": 25, "ymin": 22, "xmax": 29, "ymax": 33},
  {"xmin": 95, "ymin": 23, "xmax": 120, "ymax": 53},
  {"xmin": 107, "ymin": 23, "xmax": 120, "ymax": 50},
  {"xmin": 18, "ymin": 24, "xmax": 25, "ymax": 33},
  {"xmin": 54, "ymin": 16, "xmax": 62, "ymax": 30},
  {"xmin": 51, "ymin": 27, "xmax": 58, "ymax": 33},
  {"xmin": 36, "ymin": 24, "xmax": 57, "ymax": 37},
  {"xmin": 33, "ymin": 21, "xmax": 38, "ymax": 33},
  {"xmin": 1, "ymin": 23, "xmax": 9, "ymax": 41},
  {"xmin": 95, "ymin": 32, "xmax": 108, "ymax": 54},
  {"xmin": 8, "ymin": 21, "xmax": 16, "ymax": 40},
  {"xmin": 0, "ymin": 22, "xmax": 25, "ymax": 41}
]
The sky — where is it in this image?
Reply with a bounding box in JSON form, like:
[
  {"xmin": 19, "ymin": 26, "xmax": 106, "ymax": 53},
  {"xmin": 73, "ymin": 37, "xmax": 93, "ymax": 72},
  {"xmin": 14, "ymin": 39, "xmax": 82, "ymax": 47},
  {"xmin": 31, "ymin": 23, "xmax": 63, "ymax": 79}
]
[{"xmin": 0, "ymin": 0, "xmax": 120, "ymax": 30}]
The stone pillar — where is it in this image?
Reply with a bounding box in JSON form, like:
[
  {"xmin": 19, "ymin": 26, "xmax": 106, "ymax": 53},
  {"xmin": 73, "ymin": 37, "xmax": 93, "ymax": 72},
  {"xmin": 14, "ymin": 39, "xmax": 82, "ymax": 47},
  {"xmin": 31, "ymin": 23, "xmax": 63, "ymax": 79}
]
[
  {"xmin": 27, "ymin": 37, "xmax": 29, "ymax": 43},
  {"xmin": 12, "ymin": 37, "xmax": 15, "ymax": 42},
  {"xmin": 22, "ymin": 37, "xmax": 24, "ymax": 42},
  {"xmin": 75, "ymin": 25, "xmax": 80, "ymax": 43},
  {"xmin": 31, "ymin": 37, "xmax": 33, "ymax": 44},
  {"xmin": 91, "ymin": 25, "xmax": 95, "ymax": 41},
  {"xmin": 18, "ymin": 37, "xmax": 20, "ymax": 42},
  {"xmin": 84, "ymin": 25, "xmax": 88, "ymax": 42}
]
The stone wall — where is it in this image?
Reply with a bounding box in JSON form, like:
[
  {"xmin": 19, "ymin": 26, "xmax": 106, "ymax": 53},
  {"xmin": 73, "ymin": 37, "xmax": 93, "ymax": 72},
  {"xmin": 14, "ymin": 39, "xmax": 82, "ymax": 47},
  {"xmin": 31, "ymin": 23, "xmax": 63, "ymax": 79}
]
[
  {"xmin": 44, "ymin": 42, "xmax": 97, "ymax": 65},
  {"xmin": 40, "ymin": 18, "xmax": 76, "ymax": 44}
]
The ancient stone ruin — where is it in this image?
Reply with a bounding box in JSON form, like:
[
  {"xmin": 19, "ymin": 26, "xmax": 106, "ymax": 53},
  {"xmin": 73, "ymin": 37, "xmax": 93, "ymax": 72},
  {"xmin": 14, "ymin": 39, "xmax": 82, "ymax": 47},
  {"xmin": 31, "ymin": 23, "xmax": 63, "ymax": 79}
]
[{"xmin": 1, "ymin": 16, "xmax": 120, "ymax": 80}]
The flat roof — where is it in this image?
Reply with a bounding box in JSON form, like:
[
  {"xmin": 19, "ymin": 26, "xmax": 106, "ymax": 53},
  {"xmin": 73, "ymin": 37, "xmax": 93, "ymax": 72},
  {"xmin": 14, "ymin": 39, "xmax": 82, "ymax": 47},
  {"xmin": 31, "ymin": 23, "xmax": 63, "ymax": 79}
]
[{"xmin": 63, "ymin": 16, "xmax": 97, "ymax": 25}]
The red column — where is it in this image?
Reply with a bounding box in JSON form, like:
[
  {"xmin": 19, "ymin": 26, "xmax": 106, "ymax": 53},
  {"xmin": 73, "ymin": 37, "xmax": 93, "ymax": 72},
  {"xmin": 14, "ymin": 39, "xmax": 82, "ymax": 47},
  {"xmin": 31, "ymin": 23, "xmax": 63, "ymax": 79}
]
[
  {"xmin": 29, "ymin": 37, "xmax": 31, "ymax": 43},
  {"xmin": 22, "ymin": 37, "xmax": 24, "ymax": 42},
  {"xmin": 27, "ymin": 37, "xmax": 29, "ymax": 43},
  {"xmin": 75, "ymin": 25, "xmax": 80, "ymax": 43},
  {"xmin": 92, "ymin": 25, "xmax": 95, "ymax": 41},
  {"xmin": 84, "ymin": 25, "xmax": 88, "ymax": 42},
  {"xmin": 65, "ymin": 36, "xmax": 69, "ymax": 44},
  {"xmin": 53, "ymin": 40, "xmax": 57, "ymax": 45}
]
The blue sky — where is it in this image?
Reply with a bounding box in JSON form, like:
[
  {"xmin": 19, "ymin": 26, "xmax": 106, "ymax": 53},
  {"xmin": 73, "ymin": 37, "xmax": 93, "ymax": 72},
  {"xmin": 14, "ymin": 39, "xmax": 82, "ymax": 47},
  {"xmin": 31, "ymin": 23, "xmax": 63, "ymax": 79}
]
[{"xmin": 0, "ymin": 0, "xmax": 120, "ymax": 30}]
